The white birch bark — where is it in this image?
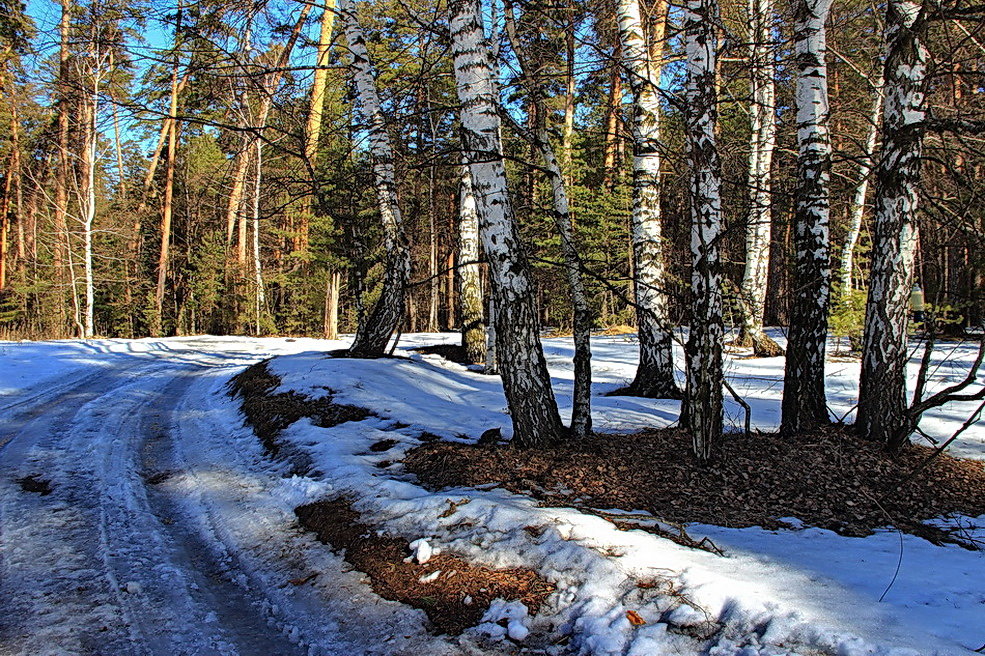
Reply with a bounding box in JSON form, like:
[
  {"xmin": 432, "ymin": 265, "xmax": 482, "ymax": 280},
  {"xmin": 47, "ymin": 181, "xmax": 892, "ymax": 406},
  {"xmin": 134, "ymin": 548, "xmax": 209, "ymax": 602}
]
[
  {"xmin": 738, "ymin": 0, "xmax": 783, "ymax": 357},
  {"xmin": 616, "ymin": 0, "xmax": 680, "ymax": 398},
  {"xmin": 858, "ymin": 0, "xmax": 928, "ymax": 450},
  {"xmin": 252, "ymin": 140, "xmax": 266, "ymax": 335},
  {"xmin": 458, "ymin": 163, "xmax": 485, "ymax": 364},
  {"xmin": 449, "ymin": 0, "xmax": 565, "ymax": 446},
  {"xmin": 82, "ymin": 77, "xmax": 98, "ymax": 340},
  {"xmin": 836, "ymin": 85, "xmax": 883, "ymax": 300},
  {"xmin": 504, "ymin": 2, "xmax": 593, "ymax": 436},
  {"xmin": 539, "ymin": 136, "xmax": 593, "ymax": 437},
  {"xmin": 781, "ymin": 0, "xmax": 834, "ymax": 434},
  {"xmin": 341, "ymin": 0, "xmax": 411, "ymax": 357},
  {"xmin": 683, "ymin": 0, "xmax": 724, "ymax": 460}
]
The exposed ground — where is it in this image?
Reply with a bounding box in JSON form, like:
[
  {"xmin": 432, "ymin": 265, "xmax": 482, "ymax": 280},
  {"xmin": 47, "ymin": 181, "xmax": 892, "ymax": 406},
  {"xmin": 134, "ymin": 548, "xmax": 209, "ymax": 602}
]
[
  {"xmin": 233, "ymin": 360, "xmax": 556, "ymax": 638},
  {"xmin": 406, "ymin": 426, "xmax": 985, "ymax": 547},
  {"xmin": 295, "ymin": 499, "xmax": 554, "ymax": 635}
]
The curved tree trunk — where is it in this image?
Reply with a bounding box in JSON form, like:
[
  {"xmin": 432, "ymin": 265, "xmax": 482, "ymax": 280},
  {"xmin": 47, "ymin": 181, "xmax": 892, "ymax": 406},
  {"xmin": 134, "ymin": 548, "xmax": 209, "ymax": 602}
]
[
  {"xmin": 615, "ymin": 0, "xmax": 681, "ymax": 399},
  {"xmin": 343, "ymin": 0, "xmax": 411, "ymax": 357},
  {"xmin": 503, "ymin": 0, "xmax": 593, "ymax": 436},
  {"xmin": 683, "ymin": 0, "xmax": 724, "ymax": 461},
  {"xmin": 781, "ymin": 0, "xmax": 834, "ymax": 434},
  {"xmin": 858, "ymin": 0, "xmax": 928, "ymax": 450},
  {"xmin": 737, "ymin": 0, "xmax": 783, "ymax": 357},
  {"xmin": 448, "ymin": 0, "xmax": 566, "ymax": 447},
  {"xmin": 458, "ymin": 164, "xmax": 485, "ymax": 364}
]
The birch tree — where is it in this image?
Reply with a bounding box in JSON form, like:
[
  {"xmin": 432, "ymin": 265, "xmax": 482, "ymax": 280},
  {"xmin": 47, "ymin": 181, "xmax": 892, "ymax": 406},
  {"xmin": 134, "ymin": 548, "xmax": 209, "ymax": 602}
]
[
  {"xmin": 781, "ymin": 0, "xmax": 834, "ymax": 434},
  {"xmin": 683, "ymin": 0, "xmax": 724, "ymax": 460},
  {"xmin": 342, "ymin": 0, "xmax": 411, "ymax": 357},
  {"xmin": 458, "ymin": 164, "xmax": 485, "ymax": 364},
  {"xmin": 615, "ymin": 0, "xmax": 681, "ymax": 399},
  {"xmin": 737, "ymin": 0, "xmax": 783, "ymax": 357},
  {"xmin": 448, "ymin": 0, "xmax": 566, "ymax": 446},
  {"xmin": 504, "ymin": 0, "xmax": 593, "ymax": 437},
  {"xmin": 857, "ymin": 0, "xmax": 928, "ymax": 449}
]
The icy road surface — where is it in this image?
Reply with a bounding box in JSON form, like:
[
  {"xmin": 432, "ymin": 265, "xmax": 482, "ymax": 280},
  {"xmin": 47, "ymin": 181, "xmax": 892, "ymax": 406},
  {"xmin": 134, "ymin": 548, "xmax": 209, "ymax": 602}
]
[{"xmin": 0, "ymin": 337, "xmax": 492, "ymax": 656}]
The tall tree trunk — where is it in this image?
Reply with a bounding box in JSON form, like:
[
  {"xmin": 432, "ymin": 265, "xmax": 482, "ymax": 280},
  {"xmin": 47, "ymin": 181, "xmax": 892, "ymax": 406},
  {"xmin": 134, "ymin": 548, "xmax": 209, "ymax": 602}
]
[
  {"xmin": 683, "ymin": 0, "xmax": 724, "ymax": 461},
  {"xmin": 616, "ymin": 0, "xmax": 681, "ymax": 399},
  {"xmin": 540, "ymin": 136, "xmax": 593, "ymax": 438},
  {"xmin": 505, "ymin": 1, "xmax": 593, "ymax": 437},
  {"xmin": 342, "ymin": 0, "xmax": 411, "ymax": 357},
  {"xmin": 298, "ymin": 0, "xmax": 338, "ymax": 253},
  {"xmin": 781, "ymin": 0, "xmax": 834, "ymax": 434},
  {"xmin": 737, "ymin": 0, "xmax": 783, "ymax": 357},
  {"xmin": 324, "ymin": 270, "xmax": 341, "ymax": 339},
  {"xmin": 603, "ymin": 45, "xmax": 623, "ymax": 188},
  {"xmin": 252, "ymin": 140, "xmax": 266, "ymax": 334},
  {"xmin": 80, "ymin": 73, "xmax": 99, "ymax": 340},
  {"xmin": 858, "ymin": 0, "xmax": 928, "ymax": 450},
  {"xmin": 0, "ymin": 156, "xmax": 9, "ymax": 291},
  {"xmin": 155, "ymin": 41, "xmax": 181, "ymax": 334},
  {"xmin": 459, "ymin": 164, "xmax": 485, "ymax": 364},
  {"xmin": 836, "ymin": 84, "xmax": 883, "ymax": 301},
  {"xmin": 561, "ymin": 19, "xmax": 576, "ymax": 179},
  {"xmin": 54, "ymin": 0, "xmax": 72, "ymax": 332},
  {"xmin": 449, "ymin": 0, "xmax": 566, "ymax": 446}
]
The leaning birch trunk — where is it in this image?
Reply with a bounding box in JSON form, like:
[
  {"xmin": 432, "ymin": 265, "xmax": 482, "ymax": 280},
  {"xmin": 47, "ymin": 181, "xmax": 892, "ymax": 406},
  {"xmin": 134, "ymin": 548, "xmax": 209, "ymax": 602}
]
[
  {"xmin": 858, "ymin": 0, "xmax": 928, "ymax": 451},
  {"xmin": 342, "ymin": 0, "xmax": 411, "ymax": 357},
  {"xmin": 539, "ymin": 135, "xmax": 593, "ymax": 438},
  {"xmin": 781, "ymin": 0, "xmax": 834, "ymax": 434},
  {"xmin": 448, "ymin": 0, "xmax": 566, "ymax": 446},
  {"xmin": 458, "ymin": 164, "xmax": 486, "ymax": 364},
  {"xmin": 616, "ymin": 0, "xmax": 681, "ymax": 398},
  {"xmin": 737, "ymin": 0, "xmax": 783, "ymax": 357},
  {"xmin": 504, "ymin": 1, "xmax": 593, "ymax": 437},
  {"xmin": 683, "ymin": 0, "xmax": 724, "ymax": 461},
  {"xmin": 836, "ymin": 85, "xmax": 883, "ymax": 302}
]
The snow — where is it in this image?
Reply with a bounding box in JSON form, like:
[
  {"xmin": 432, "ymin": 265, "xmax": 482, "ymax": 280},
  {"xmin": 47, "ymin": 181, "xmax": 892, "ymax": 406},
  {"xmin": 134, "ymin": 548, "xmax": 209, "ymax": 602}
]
[{"xmin": 1, "ymin": 332, "xmax": 982, "ymax": 655}]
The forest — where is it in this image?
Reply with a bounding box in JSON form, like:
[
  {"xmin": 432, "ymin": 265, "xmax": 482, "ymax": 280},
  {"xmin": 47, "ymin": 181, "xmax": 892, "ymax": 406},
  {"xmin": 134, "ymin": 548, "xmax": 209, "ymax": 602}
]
[{"xmin": 0, "ymin": 0, "xmax": 983, "ymax": 457}]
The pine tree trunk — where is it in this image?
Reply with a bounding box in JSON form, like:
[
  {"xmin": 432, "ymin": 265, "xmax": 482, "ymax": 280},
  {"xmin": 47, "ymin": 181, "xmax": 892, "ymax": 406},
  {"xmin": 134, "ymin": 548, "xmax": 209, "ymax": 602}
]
[
  {"xmin": 616, "ymin": 0, "xmax": 681, "ymax": 399},
  {"xmin": 737, "ymin": 0, "xmax": 783, "ymax": 357},
  {"xmin": 155, "ymin": 50, "xmax": 181, "ymax": 334},
  {"xmin": 449, "ymin": 0, "xmax": 566, "ymax": 446},
  {"xmin": 0, "ymin": 158, "xmax": 9, "ymax": 291},
  {"xmin": 603, "ymin": 47, "xmax": 623, "ymax": 188},
  {"xmin": 683, "ymin": 0, "xmax": 724, "ymax": 461},
  {"xmin": 836, "ymin": 85, "xmax": 882, "ymax": 301},
  {"xmin": 342, "ymin": 0, "xmax": 411, "ymax": 357},
  {"xmin": 458, "ymin": 164, "xmax": 486, "ymax": 364},
  {"xmin": 54, "ymin": 0, "xmax": 72, "ymax": 333},
  {"xmin": 781, "ymin": 0, "xmax": 834, "ymax": 434},
  {"xmin": 298, "ymin": 0, "xmax": 338, "ymax": 254},
  {"xmin": 858, "ymin": 0, "xmax": 928, "ymax": 451}
]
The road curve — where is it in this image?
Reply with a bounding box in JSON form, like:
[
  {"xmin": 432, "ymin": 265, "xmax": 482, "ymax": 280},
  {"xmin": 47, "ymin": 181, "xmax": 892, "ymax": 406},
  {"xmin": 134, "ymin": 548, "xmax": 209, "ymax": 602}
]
[{"xmin": 0, "ymin": 339, "xmax": 483, "ymax": 656}]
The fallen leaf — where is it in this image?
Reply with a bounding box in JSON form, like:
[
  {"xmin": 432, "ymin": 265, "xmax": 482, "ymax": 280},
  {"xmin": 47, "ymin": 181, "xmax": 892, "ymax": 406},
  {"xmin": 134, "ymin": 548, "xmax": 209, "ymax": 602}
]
[
  {"xmin": 289, "ymin": 573, "xmax": 318, "ymax": 586},
  {"xmin": 626, "ymin": 610, "xmax": 646, "ymax": 626}
]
